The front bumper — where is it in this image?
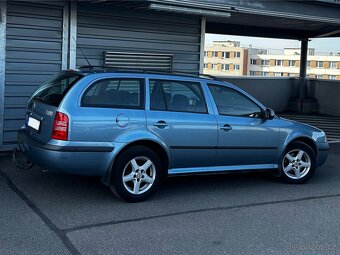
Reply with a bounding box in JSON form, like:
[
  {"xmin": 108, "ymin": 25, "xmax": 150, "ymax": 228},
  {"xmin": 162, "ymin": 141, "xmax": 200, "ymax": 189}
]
[
  {"xmin": 17, "ymin": 130, "xmax": 114, "ymax": 176},
  {"xmin": 316, "ymin": 142, "xmax": 329, "ymax": 167}
]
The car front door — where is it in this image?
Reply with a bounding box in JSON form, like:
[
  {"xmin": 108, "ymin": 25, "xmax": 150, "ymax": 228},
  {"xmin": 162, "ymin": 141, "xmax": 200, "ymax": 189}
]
[
  {"xmin": 207, "ymin": 83, "xmax": 279, "ymax": 167},
  {"xmin": 146, "ymin": 78, "xmax": 218, "ymax": 170}
]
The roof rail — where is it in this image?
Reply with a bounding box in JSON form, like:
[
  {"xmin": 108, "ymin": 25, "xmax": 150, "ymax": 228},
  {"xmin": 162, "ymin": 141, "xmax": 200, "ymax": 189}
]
[
  {"xmin": 198, "ymin": 73, "xmax": 218, "ymax": 80},
  {"xmin": 78, "ymin": 65, "xmax": 145, "ymax": 73},
  {"xmin": 78, "ymin": 65, "xmax": 218, "ymax": 80},
  {"xmin": 199, "ymin": 73, "xmax": 225, "ymax": 82}
]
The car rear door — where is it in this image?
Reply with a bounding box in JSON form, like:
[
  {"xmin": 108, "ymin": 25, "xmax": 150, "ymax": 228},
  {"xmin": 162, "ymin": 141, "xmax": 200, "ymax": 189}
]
[
  {"xmin": 146, "ymin": 77, "xmax": 218, "ymax": 170},
  {"xmin": 207, "ymin": 83, "xmax": 279, "ymax": 167}
]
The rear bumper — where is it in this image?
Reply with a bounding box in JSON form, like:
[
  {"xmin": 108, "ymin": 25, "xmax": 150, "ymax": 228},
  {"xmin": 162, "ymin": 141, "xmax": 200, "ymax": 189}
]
[
  {"xmin": 18, "ymin": 129, "xmax": 114, "ymax": 176},
  {"xmin": 316, "ymin": 142, "xmax": 329, "ymax": 167}
]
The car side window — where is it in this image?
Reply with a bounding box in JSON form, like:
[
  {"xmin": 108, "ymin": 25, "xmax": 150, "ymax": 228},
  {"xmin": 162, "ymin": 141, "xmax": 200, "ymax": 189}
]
[
  {"xmin": 149, "ymin": 79, "xmax": 207, "ymax": 113},
  {"xmin": 208, "ymin": 84, "xmax": 262, "ymax": 118},
  {"xmin": 82, "ymin": 78, "xmax": 144, "ymax": 109}
]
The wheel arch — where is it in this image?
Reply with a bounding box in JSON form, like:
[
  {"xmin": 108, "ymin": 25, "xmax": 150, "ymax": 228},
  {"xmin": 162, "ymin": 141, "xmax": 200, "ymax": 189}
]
[
  {"xmin": 104, "ymin": 139, "xmax": 170, "ymax": 185},
  {"xmin": 285, "ymin": 136, "xmax": 318, "ymax": 157}
]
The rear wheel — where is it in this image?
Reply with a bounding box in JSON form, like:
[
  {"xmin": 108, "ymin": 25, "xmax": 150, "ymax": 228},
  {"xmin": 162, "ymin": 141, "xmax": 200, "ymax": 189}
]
[
  {"xmin": 279, "ymin": 141, "xmax": 316, "ymax": 184},
  {"xmin": 110, "ymin": 146, "xmax": 163, "ymax": 202}
]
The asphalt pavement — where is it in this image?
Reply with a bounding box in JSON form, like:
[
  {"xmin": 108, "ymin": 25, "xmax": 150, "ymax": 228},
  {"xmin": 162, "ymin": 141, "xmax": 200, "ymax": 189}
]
[{"xmin": 0, "ymin": 144, "xmax": 340, "ymax": 255}]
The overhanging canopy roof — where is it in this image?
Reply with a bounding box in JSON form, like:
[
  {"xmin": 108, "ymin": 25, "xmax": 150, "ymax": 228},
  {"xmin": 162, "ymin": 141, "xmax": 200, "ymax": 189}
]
[{"xmin": 83, "ymin": 0, "xmax": 340, "ymax": 40}]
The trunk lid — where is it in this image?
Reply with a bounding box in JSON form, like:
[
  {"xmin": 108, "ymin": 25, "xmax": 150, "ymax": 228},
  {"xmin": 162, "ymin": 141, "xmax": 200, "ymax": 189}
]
[
  {"xmin": 24, "ymin": 71, "xmax": 83, "ymax": 144},
  {"xmin": 25, "ymin": 101, "xmax": 58, "ymax": 144}
]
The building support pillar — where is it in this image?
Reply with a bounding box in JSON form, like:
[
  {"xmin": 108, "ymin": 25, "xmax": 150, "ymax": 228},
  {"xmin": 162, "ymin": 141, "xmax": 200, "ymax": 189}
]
[
  {"xmin": 289, "ymin": 38, "xmax": 317, "ymax": 113},
  {"xmin": 298, "ymin": 39, "xmax": 308, "ymax": 99},
  {"xmin": 62, "ymin": 1, "xmax": 77, "ymax": 70},
  {"xmin": 199, "ymin": 17, "xmax": 206, "ymax": 74},
  {"xmin": 0, "ymin": 0, "xmax": 7, "ymax": 149},
  {"xmin": 62, "ymin": 2, "xmax": 70, "ymax": 70},
  {"xmin": 69, "ymin": 1, "xmax": 77, "ymax": 69}
]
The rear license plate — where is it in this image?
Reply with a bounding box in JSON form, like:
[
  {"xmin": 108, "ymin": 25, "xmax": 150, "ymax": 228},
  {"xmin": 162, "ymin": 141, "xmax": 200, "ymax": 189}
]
[{"xmin": 28, "ymin": 117, "xmax": 41, "ymax": 131}]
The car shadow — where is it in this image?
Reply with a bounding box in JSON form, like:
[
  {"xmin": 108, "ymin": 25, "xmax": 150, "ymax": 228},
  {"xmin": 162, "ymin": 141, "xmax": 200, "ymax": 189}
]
[{"xmin": 2, "ymin": 152, "xmax": 339, "ymax": 230}]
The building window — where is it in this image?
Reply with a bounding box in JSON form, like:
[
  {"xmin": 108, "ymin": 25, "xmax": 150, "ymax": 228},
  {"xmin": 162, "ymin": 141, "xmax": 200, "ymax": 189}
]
[
  {"xmin": 234, "ymin": 64, "xmax": 240, "ymax": 70},
  {"xmin": 204, "ymin": 63, "xmax": 208, "ymax": 69},
  {"xmin": 250, "ymin": 59, "xmax": 257, "ymax": 65},
  {"xmin": 316, "ymin": 61, "xmax": 323, "ymax": 68},
  {"xmin": 274, "ymin": 72, "xmax": 283, "ymax": 77},
  {"xmin": 275, "ymin": 60, "xmax": 283, "ymax": 66},
  {"xmin": 260, "ymin": 72, "xmax": 269, "ymax": 77},
  {"xmin": 222, "ymin": 52, "xmax": 230, "ymax": 58},
  {"xmin": 250, "ymin": 71, "xmax": 256, "ymax": 76},
  {"xmin": 307, "ymin": 61, "xmax": 311, "ymax": 67},
  {"xmin": 204, "ymin": 51, "xmax": 207, "ymax": 57},
  {"xmin": 288, "ymin": 60, "xmax": 296, "ymax": 67},
  {"xmin": 330, "ymin": 62, "xmax": 337, "ymax": 68},
  {"xmin": 260, "ymin": 60, "xmax": 269, "ymax": 66},
  {"xmin": 222, "ymin": 64, "xmax": 229, "ymax": 71},
  {"xmin": 288, "ymin": 73, "xmax": 296, "ymax": 77},
  {"xmin": 234, "ymin": 52, "xmax": 240, "ymax": 58},
  {"xmin": 315, "ymin": 74, "xmax": 323, "ymax": 79},
  {"xmin": 212, "ymin": 64, "xmax": 218, "ymax": 69},
  {"xmin": 329, "ymin": 75, "xmax": 336, "ymax": 80},
  {"xmin": 213, "ymin": 51, "xmax": 218, "ymax": 58}
]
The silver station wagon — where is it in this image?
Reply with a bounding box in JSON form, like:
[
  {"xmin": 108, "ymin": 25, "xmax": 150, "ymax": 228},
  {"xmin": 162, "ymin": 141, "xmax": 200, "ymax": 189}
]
[{"xmin": 18, "ymin": 68, "xmax": 329, "ymax": 202}]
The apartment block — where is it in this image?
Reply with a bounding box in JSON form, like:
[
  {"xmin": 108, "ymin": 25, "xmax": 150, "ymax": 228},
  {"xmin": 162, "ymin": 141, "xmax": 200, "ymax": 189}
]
[
  {"xmin": 204, "ymin": 41, "xmax": 340, "ymax": 80},
  {"xmin": 204, "ymin": 41, "xmax": 249, "ymax": 76}
]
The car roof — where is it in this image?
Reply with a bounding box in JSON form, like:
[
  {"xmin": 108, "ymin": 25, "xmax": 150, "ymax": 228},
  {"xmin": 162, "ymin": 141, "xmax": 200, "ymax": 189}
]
[
  {"xmin": 65, "ymin": 66, "xmax": 219, "ymax": 83},
  {"xmin": 62, "ymin": 67, "xmax": 240, "ymax": 89},
  {"xmin": 61, "ymin": 68, "xmax": 267, "ymax": 110}
]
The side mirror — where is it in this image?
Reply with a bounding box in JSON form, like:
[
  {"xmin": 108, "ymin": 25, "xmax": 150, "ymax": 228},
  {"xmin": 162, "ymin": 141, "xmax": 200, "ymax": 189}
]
[{"xmin": 264, "ymin": 108, "xmax": 275, "ymax": 119}]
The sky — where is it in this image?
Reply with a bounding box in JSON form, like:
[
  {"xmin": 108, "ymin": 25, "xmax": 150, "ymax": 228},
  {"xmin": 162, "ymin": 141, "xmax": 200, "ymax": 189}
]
[{"xmin": 206, "ymin": 34, "xmax": 340, "ymax": 54}]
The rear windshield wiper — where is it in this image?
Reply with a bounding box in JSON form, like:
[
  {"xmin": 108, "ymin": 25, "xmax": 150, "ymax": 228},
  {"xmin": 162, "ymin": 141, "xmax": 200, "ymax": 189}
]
[{"xmin": 33, "ymin": 96, "xmax": 48, "ymax": 103}]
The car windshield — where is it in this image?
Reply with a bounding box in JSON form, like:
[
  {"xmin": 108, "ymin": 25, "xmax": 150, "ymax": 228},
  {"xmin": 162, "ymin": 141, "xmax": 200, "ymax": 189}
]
[{"xmin": 30, "ymin": 72, "xmax": 83, "ymax": 107}]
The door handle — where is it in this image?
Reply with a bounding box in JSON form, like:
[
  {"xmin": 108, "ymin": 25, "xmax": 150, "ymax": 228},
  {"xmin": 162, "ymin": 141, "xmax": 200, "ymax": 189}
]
[
  {"xmin": 220, "ymin": 124, "xmax": 232, "ymax": 132},
  {"xmin": 153, "ymin": 120, "xmax": 168, "ymax": 128}
]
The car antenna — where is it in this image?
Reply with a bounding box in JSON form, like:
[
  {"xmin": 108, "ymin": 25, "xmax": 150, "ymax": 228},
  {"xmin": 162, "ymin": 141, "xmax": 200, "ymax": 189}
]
[{"xmin": 72, "ymin": 35, "xmax": 93, "ymax": 70}]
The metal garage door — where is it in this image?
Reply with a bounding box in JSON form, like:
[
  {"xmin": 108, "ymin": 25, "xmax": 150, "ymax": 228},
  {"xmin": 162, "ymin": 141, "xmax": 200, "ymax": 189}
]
[
  {"xmin": 4, "ymin": 1, "xmax": 64, "ymax": 145},
  {"xmin": 77, "ymin": 3, "xmax": 201, "ymax": 73}
]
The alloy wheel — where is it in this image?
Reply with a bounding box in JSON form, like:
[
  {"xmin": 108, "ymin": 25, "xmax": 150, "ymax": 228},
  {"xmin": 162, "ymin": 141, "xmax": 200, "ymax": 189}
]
[
  {"xmin": 122, "ymin": 156, "xmax": 156, "ymax": 195},
  {"xmin": 282, "ymin": 149, "xmax": 311, "ymax": 180}
]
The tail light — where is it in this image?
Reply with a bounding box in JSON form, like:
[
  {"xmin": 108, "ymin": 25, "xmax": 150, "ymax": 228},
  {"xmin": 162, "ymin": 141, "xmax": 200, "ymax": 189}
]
[{"xmin": 52, "ymin": 111, "xmax": 69, "ymax": 141}]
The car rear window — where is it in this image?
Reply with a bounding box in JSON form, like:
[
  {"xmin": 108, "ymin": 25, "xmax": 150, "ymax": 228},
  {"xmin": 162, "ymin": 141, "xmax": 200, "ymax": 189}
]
[
  {"xmin": 30, "ymin": 72, "xmax": 83, "ymax": 107},
  {"xmin": 81, "ymin": 78, "xmax": 145, "ymax": 109}
]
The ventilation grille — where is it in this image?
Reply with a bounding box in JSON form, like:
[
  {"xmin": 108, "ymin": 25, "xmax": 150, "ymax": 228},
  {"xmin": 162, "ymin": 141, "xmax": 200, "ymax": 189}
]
[{"xmin": 104, "ymin": 51, "xmax": 173, "ymax": 71}]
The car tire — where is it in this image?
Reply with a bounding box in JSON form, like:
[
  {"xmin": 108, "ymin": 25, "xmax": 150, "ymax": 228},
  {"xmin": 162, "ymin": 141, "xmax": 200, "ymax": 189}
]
[
  {"xmin": 110, "ymin": 146, "xmax": 163, "ymax": 202},
  {"xmin": 278, "ymin": 141, "xmax": 316, "ymax": 184}
]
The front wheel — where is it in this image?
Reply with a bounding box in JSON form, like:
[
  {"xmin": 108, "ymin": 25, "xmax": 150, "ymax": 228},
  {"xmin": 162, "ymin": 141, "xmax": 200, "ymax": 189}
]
[
  {"xmin": 110, "ymin": 146, "xmax": 163, "ymax": 202},
  {"xmin": 279, "ymin": 141, "xmax": 316, "ymax": 184}
]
